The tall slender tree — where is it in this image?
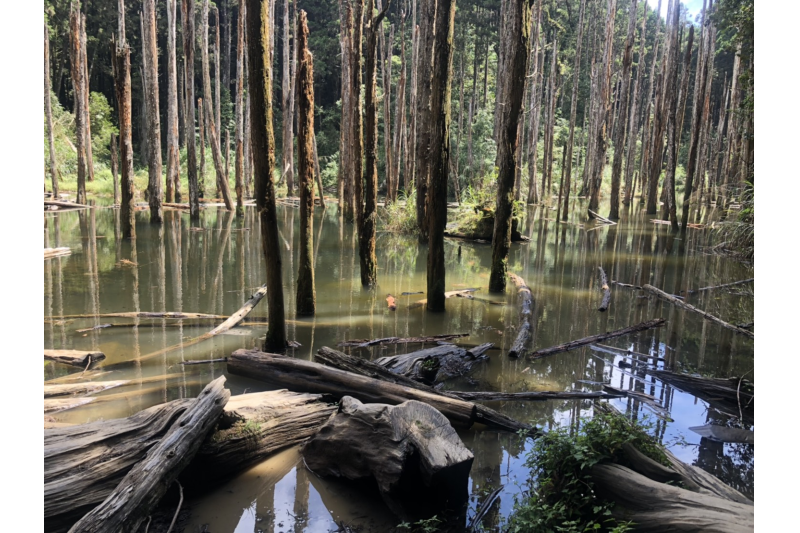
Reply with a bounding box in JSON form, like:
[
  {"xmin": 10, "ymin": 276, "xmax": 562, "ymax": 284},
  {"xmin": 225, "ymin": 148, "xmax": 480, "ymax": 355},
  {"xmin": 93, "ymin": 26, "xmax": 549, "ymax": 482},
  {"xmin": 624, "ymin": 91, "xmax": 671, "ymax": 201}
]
[
  {"xmin": 111, "ymin": 0, "xmax": 135, "ymax": 239},
  {"xmin": 69, "ymin": 1, "xmax": 87, "ymax": 204},
  {"xmin": 622, "ymin": 0, "xmax": 647, "ymax": 205},
  {"xmin": 166, "ymin": 0, "xmax": 181, "ymax": 204},
  {"xmin": 235, "ymin": 0, "xmax": 246, "ymax": 215},
  {"xmin": 182, "ymin": 0, "xmax": 200, "ymax": 218},
  {"xmin": 489, "ymin": 0, "xmax": 533, "ymax": 293},
  {"xmin": 142, "ymin": 0, "xmax": 163, "ymax": 223},
  {"xmin": 45, "ymin": 21, "xmax": 59, "ymax": 198},
  {"xmin": 282, "ymin": 0, "xmax": 295, "ymax": 195},
  {"xmin": 246, "ymin": 0, "xmax": 286, "ymax": 352},
  {"xmin": 414, "ymin": 0, "xmax": 435, "ymax": 240}
]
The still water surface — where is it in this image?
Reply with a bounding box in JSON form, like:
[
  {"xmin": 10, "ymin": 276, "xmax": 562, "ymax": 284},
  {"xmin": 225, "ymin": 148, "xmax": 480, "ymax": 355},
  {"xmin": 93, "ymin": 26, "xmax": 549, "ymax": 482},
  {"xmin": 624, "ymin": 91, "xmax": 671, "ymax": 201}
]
[{"xmin": 44, "ymin": 199, "xmax": 754, "ymax": 531}]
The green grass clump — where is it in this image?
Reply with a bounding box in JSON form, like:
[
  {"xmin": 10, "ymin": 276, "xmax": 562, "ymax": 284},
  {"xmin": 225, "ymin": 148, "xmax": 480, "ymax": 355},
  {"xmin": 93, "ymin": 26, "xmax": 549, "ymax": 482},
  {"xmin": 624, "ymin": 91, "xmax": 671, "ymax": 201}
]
[{"xmin": 378, "ymin": 189, "xmax": 418, "ymax": 234}]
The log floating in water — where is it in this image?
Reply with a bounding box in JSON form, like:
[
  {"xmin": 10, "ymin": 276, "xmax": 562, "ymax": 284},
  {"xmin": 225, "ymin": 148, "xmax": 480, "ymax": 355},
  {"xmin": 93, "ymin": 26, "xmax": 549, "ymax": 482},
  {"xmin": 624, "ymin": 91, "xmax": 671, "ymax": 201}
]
[
  {"xmin": 680, "ymin": 278, "xmax": 754, "ymax": 295},
  {"xmin": 374, "ymin": 343, "xmax": 492, "ymax": 384},
  {"xmin": 407, "ymin": 288, "xmax": 480, "ymax": 309},
  {"xmin": 689, "ymin": 424, "xmax": 754, "ymax": 445},
  {"xmin": 47, "ymin": 311, "xmax": 229, "ymax": 320},
  {"xmin": 449, "ymin": 390, "xmax": 624, "ymax": 401},
  {"xmin": 45, "ymin": 247, "xmax": 72, "ymax": 260},
  {"xmin": 44, "ymin": 397, "xmax": 95, "ymax": 414},
  {"xmin": 642, "ymin": 284, "xmax": 754, "ymax": 339},
  {"xmin": 43, "ymin": 380, "xmax": 129, "ymax": 398},
  {"xmin": 45, "ymin": 200, "xmax": 91, "ymax": 210},
  {"xmin": 179, "ymin": 357, "xmax": 228, "ymax": 365},
  {"xmin": 651, "ymin": 369, "xmax": 753, "ymax": 412},
  {"xmin": 597, "ymin": 267, "xmax": 611, "ymax": 312},
  {"xmin": 229, "ymin": 348, "xmax": 532, "ymax": 434},
  {"xmin": 338, "ymin": 333, "xmax": 470, "ymax": 348},
  {"xmin": 44, "ymin": 349, "xmax": 106, "ymax": 369},
  {"xmin": 528, "ymin": 319, "xmax": 666, "ymax": 360},
  {"xmin": 64, "ymin": 377, "xmax": 230, "ymax": 533},
  {"xmin": 587, "ymin": 209, "xmax": 616, "ymax": 225},
  {"xmin": 507, "ymin": 273, "xmax": 533, "ymax": 357}
]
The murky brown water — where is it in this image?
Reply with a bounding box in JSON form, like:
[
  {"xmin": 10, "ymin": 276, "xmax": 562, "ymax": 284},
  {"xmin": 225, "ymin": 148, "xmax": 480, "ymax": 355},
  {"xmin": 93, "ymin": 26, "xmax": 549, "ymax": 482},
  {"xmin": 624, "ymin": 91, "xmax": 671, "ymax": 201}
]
[{"xmin": 44, "ymin": 197, "xmax": 754, "ymax": 531}]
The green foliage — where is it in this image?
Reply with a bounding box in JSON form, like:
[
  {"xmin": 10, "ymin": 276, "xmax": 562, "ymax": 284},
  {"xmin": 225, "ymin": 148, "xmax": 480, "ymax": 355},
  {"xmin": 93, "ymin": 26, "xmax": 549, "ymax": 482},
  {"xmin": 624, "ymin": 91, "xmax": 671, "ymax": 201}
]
[
  {"xmin": 506, "ymin": 411, "xmax": 669, "ymax": 533},
  {"xmin": 321, "ymin": 152, "xmax": 339, "ymax": 190},
  {"xmin": 378, "ymin": 189, "xmax": 418, "ymax": 234},
  {"xmin": 88, "ymin": 92, "xmax": 118, "ymax": 163},
  {"xmin": 397, "ymin": 515, "xmax": 442, "ymax": 533},
  {"xmin": 714, "ymin": 181, "xmax": 754, "ymax": 262}
]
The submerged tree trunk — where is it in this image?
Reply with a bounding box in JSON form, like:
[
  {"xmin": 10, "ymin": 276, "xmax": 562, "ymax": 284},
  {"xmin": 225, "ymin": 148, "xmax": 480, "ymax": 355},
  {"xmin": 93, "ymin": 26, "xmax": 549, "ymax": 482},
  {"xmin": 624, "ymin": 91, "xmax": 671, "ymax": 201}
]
[
  {"xmin": 45, "ymin": 22, "xmax": 59, "ymax": 198},
  {"xmin": 296, "ymin": 10, "xmax": 316, "ymax": 315},
  {"xmin": 608, "ymin": 0, "xmax": 638, "ymax": 220},
  {"xmin": 69, "ymin": 2, "xmax": 87, "ymax": 205},
  {"xmin": 488, "ymin": 0, "xmax": 532, "ymax": 293},
  {"xmin": 540, "ymin": 37, "xmax": 558, "ymax": 205},
  {"xmin": 561, "ymin": 0, "xmax": 586, "ymax": 219},
  {"xmin": 166, "ymin": 0, "xmax": 180, "ymax": 204},
  {"xmin": 414, "ymin": 0, "xmax": 434, "ymax": 240},
  {"xmin": 198, "ymin": 97, "xmax": 207, "ymax": 196},
  {"xmin": 426, "ymin": 0, "xmax": 456, "ymax": 310},
  {"xmin": 183, "ymin": 0, "xmax": 201, "ymax": 219},
  {"xmin": 143, "ymin": 0, "xmax": 163, "ymax": 223},
  {"xmin": 111, "ymin": 1, "xmax": 135, "ymax": 240},
  {"xmin": 282, "ymin": 0, "xmax": 295, "ymax": 195},
  {"xmin": 235, "ymin": 0, "xmax": 246, "ymax": 215},
  {"xmin": 661, "ymin": 8, "xmax": 686, "ymax": 231}
]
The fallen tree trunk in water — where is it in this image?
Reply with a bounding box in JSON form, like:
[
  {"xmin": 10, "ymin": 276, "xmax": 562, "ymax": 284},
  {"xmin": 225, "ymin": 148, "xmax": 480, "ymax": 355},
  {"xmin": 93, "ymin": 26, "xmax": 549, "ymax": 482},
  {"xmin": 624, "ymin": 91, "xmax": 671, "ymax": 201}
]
[
  {"xmin": 45, "ymin": 247, "xmax": 72, "ymax": 260},
  {"xmin": 44, "ymin": 397, "xmax": 95, "ymax": 414},
  {"xmin": 302, "ymin": 396, "xmax": 473, "ymax": 519},
  {"xmin": 374, "ymin": 343, "xmax": 493, "ymax": 384},
  {"xmin": 47, "ymin": 311, "xmax": 228, "ymax": 320},
  {"xmin": 507, "ymin": 273, "xmax": 533, "ymax": 357},
  {"xmin": 528, "ymin": 319, "xmax": 666, "ymax": 360},
  {"xmin": 642, "ymin": 284, "xmax": 754, "ymax": 339},
  {"xmin": 680, "ymin": 278, "xmax": 754, "ymax": 295},
  {"xmin": 229, "ymin": 349, "xmax": 532, "ymax": 433},
  {"xmin": 689, "ymin": 424, "xmax": 754, "ymax": 445},
  {"xmin": 44, "ymin": 349, "xmax": 106, "ymax": 368},
  {"xmin": 408, "ymin": 288, "xmax": 480, "ymax": 309},
  {"xmin": 45, "ymin": 200, "xmax": 91, "ymax": 209},
  {"xmin": 44, "ymin": 380, "xmax": 129, "ymax": 398},
  {"xmin": 65, "ymin": 376, "xmax": 230, "ymax": 533},
  {"xmin": 450, "ymin": 390, "xmax": 624, "ymax": 401},
  {"xmin": 338, "ymin": 333, "xmax": 469, "ymax": 348},
  {"xmin": 597, "ymin": 267, "xmax": 611, "ymax": 312},
  {"xmin": 651, "ymin": 369, "xmax": 753, "ymax": 418},
  {"xmin": 45, "ymin": 386, "xmax": 334, "ymax": 533}
]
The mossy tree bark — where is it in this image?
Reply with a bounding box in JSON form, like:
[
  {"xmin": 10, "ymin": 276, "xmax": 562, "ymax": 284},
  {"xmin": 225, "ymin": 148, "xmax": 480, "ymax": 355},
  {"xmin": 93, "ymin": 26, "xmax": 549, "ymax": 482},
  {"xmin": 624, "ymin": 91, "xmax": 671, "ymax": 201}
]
[
  {"xmin": 488, "ymin": 0, "xmax": 533, "ymax": 293},
  {"xmin": 414, "ymin": 0, "xmax": 434, "ymax": 241},
  {"xmin": 282, "ymin": 0, "xmax": 295, "ymax": 195},
  {"xmin": 111, "ymin": 1, "xmax": 135, "ymax": 240},
  {"xmin": 143, "ymin": 0, "xmax": 163, "ymax": 223},
  {"xmin": 337, "ymin": 0, "xmax": 353, "ymax": 216},
  {"xmin": 182, "ymin": 0, "xmax": 201, "ymax": 219},
  {"xmin": 295, "ymin": 10, "xmax": 316, "ymax": 315},
  {"xmin": 246, "ymin": 0, "xmax": 287, "ymax": 352}
]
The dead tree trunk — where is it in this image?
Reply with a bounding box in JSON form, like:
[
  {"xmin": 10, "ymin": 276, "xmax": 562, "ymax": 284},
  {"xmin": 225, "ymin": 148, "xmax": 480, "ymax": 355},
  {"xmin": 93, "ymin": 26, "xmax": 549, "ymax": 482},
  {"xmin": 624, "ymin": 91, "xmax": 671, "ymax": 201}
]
[
  {"xmin": 143, "ymin": 0, "xmax": 163, "ymax": 223},
  {"xmin": 110, "ymin": 133, "xmax": 119, "ymax": 204},
  {"xmin": 80, "ymin": 14, "xmax": 94, "ymax": 184},
  {"xmin": 296, "ymin": 10, "xmax": 316, "ymax": 316},
  {"xmin": 508, "ymin": 273, "xmax": 534, "ymax": 357},
  {"xmin": 282, "ymin": 0, "xmax": 295, "ymax": 195},
  {"xmin": 525, "ymin": 2, "xmax": 544, "ymax": 205},
  {"xmin": 214, "ymin": 6, "xmax": 222, "ymax": 149},
  {"xmin": 45, "ymin": 22, "xmax": 59, "ymax": 198},
  {"xmin": 392, "ymin": 7, "xmax": 408, "ymax": 202},
  {"xmin": 198, "ymin": 97, "xmax": 207, "ymax": 196},
  {"xmin": 202, "ymin": 0, "xmax": 235, "ymax": 211},
  {"xmin": 405, "ymin": 24, "xmax": 419, "ymax": 193},
  {"xmin": 166, "ymin": 0, "xmax": 181, "ymax": 204},
  {"xmin": 352, "ymin": 0, "xmax": 365, "ymax": 226},
  {"xmin": 622, "ymin": 0, "xmax": 647, "ymax": 205},
  {"xmin": 426, "ymin": 0, "xmax": 455, "ymax": 310},
  {"xmin": 338, "ymin": 0, "xmax": 352, "ymax": 214},
  {"xmin": 379, "ymin": 11, "xmax": 393, "ymax": 202},
  {"xmin": 111, "ymin": 1, "xmax": 135, "ymax": 240},
  {"xmin": 488, "ymin": 0, "xmax": 533, "ymax": 293},
  {"xmin": 69, "ymin": 2, "xmax": 87, "ymax": 204},
  {"xmin": 414, "ymin": 0, "xmax": 435, "ymax": 240},
  {"xmin": 246, "ymin": 0, "xmax": 287, "ymax": 352},
  {"xmin": 235, "ymin": 0, "xmax": 246, "ymax": 215},
  {"xmin": 561, "ymin": 0, "xmax": 586, "ymax": 219},
  {"xmin": 541, "ymin": 37, "xmax": 558, "ymax": 204},
  {"xmin": 529, "ymin": 318, "xmax": 666, "ymax": 359},
  {"xmin": 183, "ymin": 0, "xmax": 201, "ymax": 219},
  {"xmin": 608, "ymin": 0, "xmax": 638, "ymax": 220}
]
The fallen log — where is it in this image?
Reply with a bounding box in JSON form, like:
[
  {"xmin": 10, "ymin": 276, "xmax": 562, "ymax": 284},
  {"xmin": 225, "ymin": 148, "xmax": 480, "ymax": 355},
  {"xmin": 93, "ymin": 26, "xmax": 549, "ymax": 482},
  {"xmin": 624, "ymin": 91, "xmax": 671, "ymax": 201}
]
[
  {"xmin": 338, "ymin": 333, "xmax": 470, "ymax": 348},
  {"xmin": 591, "ymin": 343, "xmax": 666, "ymax": 362},
  {"xmin": 44, "ymin": 349, "xmax": 106, "ymax": 369},
  {"xmin": 47, "ymin": 311, "xmax": 229, "ymax": 320},
  {"xmin": 45, "ymin": 200, "xmax": 91, "ymax": 209},
  {"xmin": 374, "ymin": 343, "xmax": 492, "ymax": 384},
  {"xmin": 597, "ymin": 267, "xmax": 611, "ymax": 312},
  {"xmin": 302, "ymin": 396, "xmax": 473, "ymax": 519},
  {"xmin": 689, "ymin": 424, "xmax": 754, "ymax": 445},
  {"xmin": 229, "ymin": 349, "xmax": 532, "ymax": 433},
  {"xmin": 587, "ymin": 209, "xmax": 616, "ymax": 225},
  {"xmin": 591, "ymin": 463, "xmax": 753, "ymax": 532},
  {"xmin": 528, "ymin": 319, "xmax": 666, "ymax": 360},
  {"xmin": 179, "ymin": 358, "xmax": 228, "ymax": 365},
  {"xmin": 642, "ymin": 284, "xmax": 754, "ymax": 339},
  {"xmin": 454, "ymin": 293, "xmax": 505, "ymax": 305},
  {"xmin": 44, "ymin": 397, "xmax": 95, "ymax": 414},
  {"xmin": 507, "ymin": 273, "xmax": 533, "ymax": 358},
  {"xmin": 408, "ymin": 288, "xmax": 480, "ymax": 309},
  {"xmin": 651, "ymin": 369, "xmax": 753, "ymax": 415},
  {"xmin": 162, "ymin": 202, "xmax": 191, "ymax": 209},
  {"xmin": 44, "ymin": 380, "xmax": 129, "ymax": 398},
  {"xmin": 449, "ymin": 390, "xmax": 624, "ymax": 401},
  {"xmin": 680, "ymin": 278, "xmax": 754, "ymax": 295},
  {"xmin": 610, "ymin": 280, "xmax": 641, "ymax": 289},
  {"xmin": 64, "ymin": 377, "xmax": 230, "ymax": 533},
  {"xmin": 45, "ymin": 247, "xmax": 72, "ymax": 260}
]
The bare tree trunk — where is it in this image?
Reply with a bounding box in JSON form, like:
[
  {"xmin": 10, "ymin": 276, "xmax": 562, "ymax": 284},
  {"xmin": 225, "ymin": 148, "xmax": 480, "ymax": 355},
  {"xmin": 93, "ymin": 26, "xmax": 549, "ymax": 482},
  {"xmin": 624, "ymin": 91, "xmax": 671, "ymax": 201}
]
[
  {"xmin": 392, "ymin": 6, "xmax": 408, "ymax": 202},
  {"xmin": 560, "ymin": 0, "xmax": 587, "ymax": 218},
  {"xmin": 454, "ymin": 44, "xmax": 466, "ymax": 202},
  {"xmin": 719, "ymin": 43, "xmax": 741, "ymax": 208},
  {"xmin": 166, "ymin": 0, "xmax": 181, "ymax": 204},
  {"xmin": 183, "ymin": 0, "xmax": 200, "ymax": 218},
  {"xmin": 143, "ymin": 0, "xmax": 164, "ymax": 223},
  {"xmin": 426, "ymin": 0, "xmax": 456, "ymax": 309},
  {"xmin": 695, "ymin": 22, "xmax": 716, "ymax": 208},
  {"xmin": 296, "ymin": 10, "xmax": 316, "ymax": 315},
  {"xmin": 541, "ymin": 37, "xmax": 558, "ymax": 205},
  {"xmin": 338, "ymin": 0, "xmax": 352, "ymax": 213},
  {"xmin": 622, "ymin": 0, "xmax": 647, "ymax": 205},
  {"xmin": 405, "ymin": 24, "xmax": 419, "ymax": 192},
  {"xmin": 110, "ymin": 133, "xmax": 119, "ymax": 204},
  {"xmin": 202, "ymin": 0, "xmax": 235, "ymax": 211},
  {"xmin": 222, "ymin": 0, "xmax": 231, "ymax": 93},
  {"xmin": 415, "ymin": 0, "xmax": 434, "ymax": 240},
  {"xmin": 111, "ymin": 0, "xmax": 135, "ymax": 239},
  {"xmin": 489, "ymin": 0, "xmax": 533, "ymax": 293},
  {"xmin": 466, "ymin": 33, "xmax": 480, "ymax": 186},
  {"xmin": 608, "ymin": 0, "xmax": 638, "ymax": 220},
  {"xmin": 198, "ymin": 97, "xmax": 206, "ymax": 196},
  {"xmin": 587, "ymin": 0, "xmax": 617, "ymax": 217},
  {"xmin": 214, "ymin": 5, "xmax": 222, "ymax": 148},
  {"xmin": 352, "ymin": 0, "xmax": 365, "ymax": 228},
  {"xmin": 235, "ymin": 0, "xmax": 246, "ymax": 215},
  {"xmin": 282, "ymin": 0, "xmax": 295, "ymax": 195},
  {"xmin": 246, "ymin": 0, "xmax": 286, "ymax": 352},
  {"xmin": 69, "ymin": 2, "xmax": 87, "ymax": 204},
  {"xmin": 80, "ymin": 14, "xmax": 94, "ymax": 184},
  {"xmin": 525, "ymin": 3, "xmax": 544, "ymax": 205},
  {"xmin": 645, "ymin": 0, "xmax": 671, "ymax": 215},
  {"xmin": 45, "ymin": 22, "xmax": 59, "ymax": 198},
  {"xmin": 379, "ymin": 9, "xmax": 393, "ymax": 202}
]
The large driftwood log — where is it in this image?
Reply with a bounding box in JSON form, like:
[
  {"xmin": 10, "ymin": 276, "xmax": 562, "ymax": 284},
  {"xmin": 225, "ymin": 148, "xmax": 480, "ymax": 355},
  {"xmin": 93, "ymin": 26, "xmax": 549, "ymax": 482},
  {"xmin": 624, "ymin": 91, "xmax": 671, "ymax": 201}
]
[
  {"xmin": 45, "ymin": 247, "xmax": 72, "ymax": 260},
  {"xmin": 591, "ymin": 463, "xmax": 754, "ymax": 532},
  {"xmin": 46, "ymin": 386, "xmax": 331, "ymax": 533},
  {"xmin": 651, "ymin": 369, "xmax": 753, "ymax": 414},
  {"xmin": 508, "ymin": 273, "xmax": 533, "ymax": 357},
  {"xmin": 374, "ymin": 343, "xmax": 492, "ymax": 384},
  {"xmin": 338, "ymin": 333, "xmax": 469, "ymax": 348},
  {"xmin": 528, "ymin": 319, "xmax": 666, "ymax": 360},
  {"xmin": 450, "ymin": 390, "xmax": 624, "ymax": 401},
  {"xmin": 45, "ymin": 200, "xmax": 91, "ymax": 209},
  {"xmin": 681, "ymin": 278, "xmax": 754, "ymax": 295},
  {"xmin": 229, "ymin": 349, "xmax": 532, "ymax": 433},
  {"xmin": 597, "ymin": 266, "xmax": 611, "ymax": 312},
  {"xmin": 407, "ymin": 288, "xmax": 480, "ymax": 309},
  {"xmin": 45, "ymin": 349, "xmax": 106, "ymax": 369},
  {"xmin": 302, "ymin": 396, "xmax": 473, "ymax": 519},
  {"xmin": 44, "ymin": 380, "xmax": 129, "ymax": 398},
  {"xmin": 642, "ymin": 284, "xmax": 754, "ymax": 339},
  {"xmin": 44, "ymin": 397, "xmax": 95, "ymax": 414}
]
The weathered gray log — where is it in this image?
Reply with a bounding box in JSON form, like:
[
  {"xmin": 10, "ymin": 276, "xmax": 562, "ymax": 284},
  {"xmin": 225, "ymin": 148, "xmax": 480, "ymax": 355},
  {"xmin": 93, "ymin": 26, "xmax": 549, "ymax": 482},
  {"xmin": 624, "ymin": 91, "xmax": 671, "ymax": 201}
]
[
  {"xmin": 689, "ymin": 424, "xmax": 754, "ymax": 445},
  {"xmin": 229, "ymin": 349, "xmax": 532, "ymax": 433},
  {"xmin": 45, "ymin": 349, "xmax": 106, "ymax": 369},
  {"xmin": 49, "ymin": 312, "xmax": 228, "ymax": 320},
  {"xmin": 302, "ymin": 396, "xmax": 473, "ymax": 518},
  {"xmin": 591, "ymin": 463, "xmax": 754, "ymax": 532},
  {"xmin": 681, "ymin": 278, "xmax": 754, "ymax": 295},
  {"xmin": 642, "ymin": 284, "xmax": 754, "ymax": 339},
  {"xmin": 450, "ymin": 390, "xmax": 624, "ymax": 402},
  {"xmin": 45, "ymin": 247, "xmax": 72, "ymax": 260},
  {"xmin": 44, "ymin": 397, "xmax": 95, "ymax": 414},
  {"xmin": 528, "ymin": 319, "xmax": 666, "ymax": 360},
  {"xmin": 45, "ymin": 200, "xmax": 91, "ymax": 209},
  {"xmin": 407, "ymin": 288, "xmax": 480, "ymax": 309},
  {"xmin": 662, "ymin": 448, "xmax": 753, "ymax": 505},
  {"xmin": 597, "ymin": 266, "xmax": 611, "ymax": 312},
  {"xmin": 508, "ymin": 273, "xmax": 533, "ymax": 357},
  {"xmin": 651, "ymin": 369, "xmax": 753, "ymax": 411},
  {"xmin": 44, "ymin": 380, "xmax": 129, "ymax": 398},
  {"xmin": 65, "ymin": 376, "xmax": 229, "ymax": 533},
  {"xmin": 338, "ymin": 333, "xmax": 469, "ymax": 348},
  {"xmin": 374, "ymin": 343, "xmax": 492, "ymax": 384}
]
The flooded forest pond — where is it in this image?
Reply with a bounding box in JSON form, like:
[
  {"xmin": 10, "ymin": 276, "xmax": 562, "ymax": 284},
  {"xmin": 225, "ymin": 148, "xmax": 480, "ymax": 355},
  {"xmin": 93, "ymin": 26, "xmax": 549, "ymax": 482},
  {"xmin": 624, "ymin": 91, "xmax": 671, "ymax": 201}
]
[{"xmin": 44, "ymin": 199, "xmax": 754, "ymax": 532}]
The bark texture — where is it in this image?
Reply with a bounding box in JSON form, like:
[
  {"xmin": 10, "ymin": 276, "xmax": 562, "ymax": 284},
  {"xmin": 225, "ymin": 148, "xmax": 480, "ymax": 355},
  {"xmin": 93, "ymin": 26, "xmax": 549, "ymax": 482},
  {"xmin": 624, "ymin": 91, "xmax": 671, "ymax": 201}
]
[
  {"xmin": 143, "ymin": 0, "xmax": 163, "ymax": 223},
  {"xmin": 183, "ymin": 0, "xmax": 201, "ymax": 218},
  {"xmin": 111, "ymin": 6, "xmax": 135, "ymax": 239}
]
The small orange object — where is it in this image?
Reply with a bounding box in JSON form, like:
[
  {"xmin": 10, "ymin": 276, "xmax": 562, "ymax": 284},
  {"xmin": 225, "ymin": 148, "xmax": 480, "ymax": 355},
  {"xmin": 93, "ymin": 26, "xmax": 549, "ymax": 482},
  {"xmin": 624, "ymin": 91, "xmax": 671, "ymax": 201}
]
[{"xmin": 386, "ymin": 294, "xmax": 397, "ymax": 311}]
